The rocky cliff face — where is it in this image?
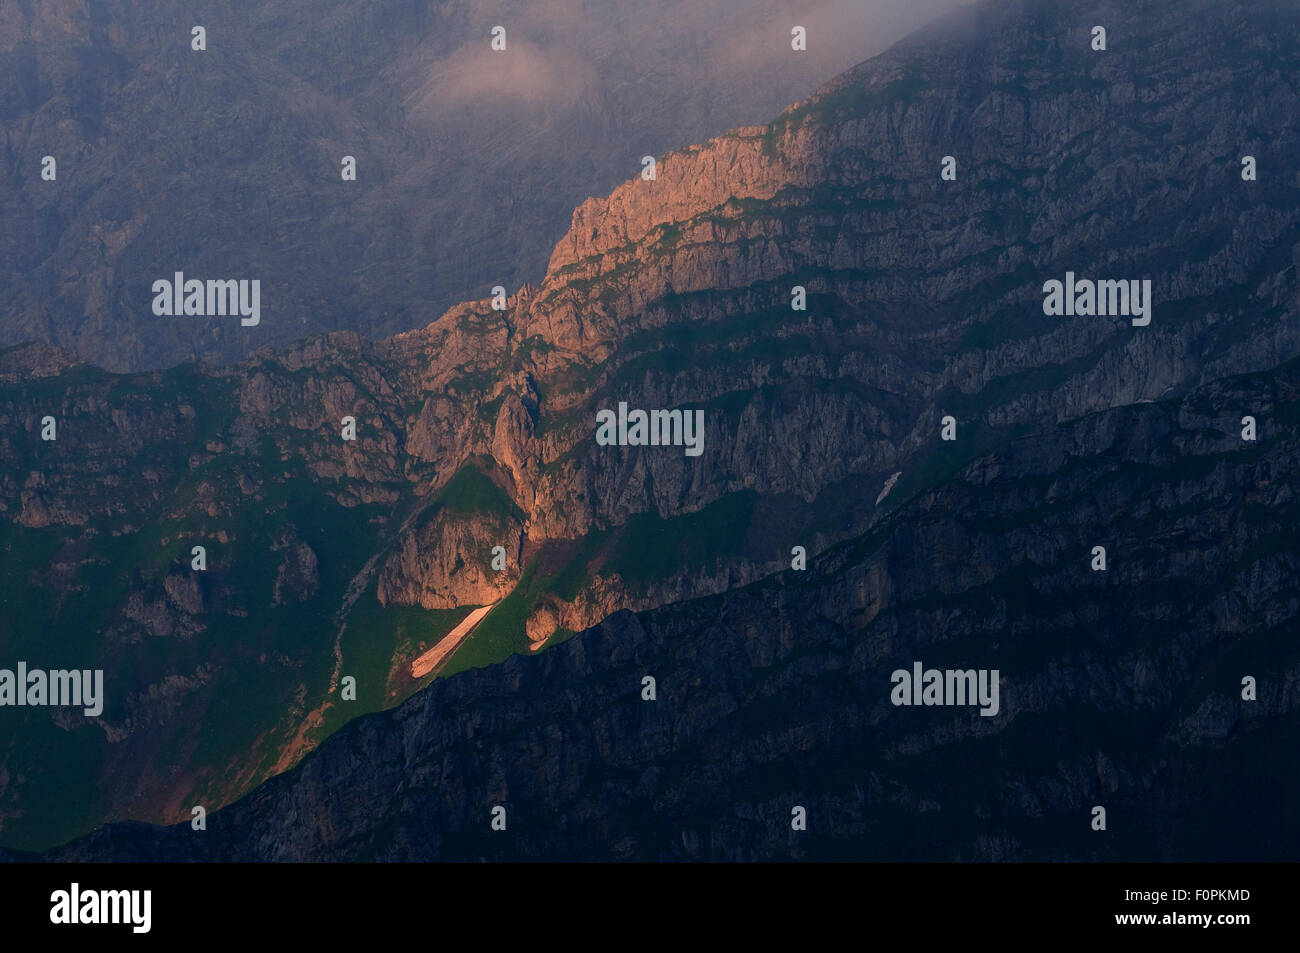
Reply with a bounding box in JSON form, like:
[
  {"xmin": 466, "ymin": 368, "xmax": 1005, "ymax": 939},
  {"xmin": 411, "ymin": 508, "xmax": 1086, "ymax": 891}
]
[
  {"xmin": 0, "ymin": 0, "xmax": 956, "ymax": 371},
  {"xmin": 377, "ymin": 508, "xmax": 523, "ymax": 610},
  {"xmin": 21, "ymin": 358, "xmax": 1300, "ymax": 861},
  {"xmin": 1, "ymin": 0, "xmax": 1298, "ymax": 851}
]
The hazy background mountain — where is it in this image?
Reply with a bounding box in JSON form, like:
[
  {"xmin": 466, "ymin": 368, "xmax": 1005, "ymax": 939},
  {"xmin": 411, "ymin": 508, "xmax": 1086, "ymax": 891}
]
[{"xmin": 0, "ymin": 0, "xmax": 957, "ymax": 371}]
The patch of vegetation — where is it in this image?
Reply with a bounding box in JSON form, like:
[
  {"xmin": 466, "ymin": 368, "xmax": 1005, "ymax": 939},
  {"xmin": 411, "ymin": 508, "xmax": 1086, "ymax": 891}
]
[
  {"xmin": 604, "ymin": 492, "xmax": 758, "ymax": 590},
  {"xmin": 437, "ymin": 557, "xmax": 554, "ymax": 678},
  {"xmin": 328, "ymin": 580, "xmax": 477, "ymax": 719},
  {"xmin": 763, "ymin": 70, "xmax": 926, "ymax": 156},
  {"xmin": 435, "ymin": 464, "xmax": 525, "ymax": 522}
]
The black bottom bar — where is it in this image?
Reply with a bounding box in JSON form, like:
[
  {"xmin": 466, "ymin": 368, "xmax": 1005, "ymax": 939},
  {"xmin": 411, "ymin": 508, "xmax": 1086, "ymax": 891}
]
[{"xmin": 0, "ymin": 862, "xmax": 1277, "ymax": 941}]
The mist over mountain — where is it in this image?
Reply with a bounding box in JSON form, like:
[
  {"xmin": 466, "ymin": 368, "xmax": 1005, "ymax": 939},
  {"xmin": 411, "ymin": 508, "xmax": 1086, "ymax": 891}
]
[
  {"xmin": 0, "ymin": 0, "xmax": 956, "ymax": 371},
  {"xmin": 1, "ymin": 0, "xmax": 1298, "ymax": 859}
]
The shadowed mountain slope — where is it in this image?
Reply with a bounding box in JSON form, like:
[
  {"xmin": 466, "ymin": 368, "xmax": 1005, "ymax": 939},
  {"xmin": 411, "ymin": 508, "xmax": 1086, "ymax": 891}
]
[{"xmin": 16, "ymin": 356, "xmax": 1300, "ymax": 861}]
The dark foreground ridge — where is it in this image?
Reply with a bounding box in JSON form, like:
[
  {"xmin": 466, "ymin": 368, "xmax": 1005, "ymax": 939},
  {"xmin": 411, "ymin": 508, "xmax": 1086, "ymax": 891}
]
[{"xmin": 13, "ymin": 358, "xmax": 1300, "ymax": 862}]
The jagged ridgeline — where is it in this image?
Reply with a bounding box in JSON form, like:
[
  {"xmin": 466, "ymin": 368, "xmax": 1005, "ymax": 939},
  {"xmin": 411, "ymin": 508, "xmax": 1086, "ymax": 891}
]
[
  {"xmin": 2, "ymin": 0, "xmax": 1299, "ymax": 852},
  {"xmin": 0, "ymin": 0, "xmax": 956, "ymax": 372}
]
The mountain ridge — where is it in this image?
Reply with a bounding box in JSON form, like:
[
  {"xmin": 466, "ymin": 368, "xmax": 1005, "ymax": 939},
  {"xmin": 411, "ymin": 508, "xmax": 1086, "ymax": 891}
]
[
  {"xmin": 12, "ymin": 352, "xmax": 1300, "ymax": 861},
  {"xmin": 0, "ymin": 0, "xmax": 959, "ymax": 371},
  {"xmin": 1, "ymin": 0, "xmax": 1298, "ymax": 850}
]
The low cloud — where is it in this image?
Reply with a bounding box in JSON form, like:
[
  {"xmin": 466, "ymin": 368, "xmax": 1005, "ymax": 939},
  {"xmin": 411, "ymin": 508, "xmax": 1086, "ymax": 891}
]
[{"xmin": 404, "ymin": 0, "xmax": 960, "ymax": 130}]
